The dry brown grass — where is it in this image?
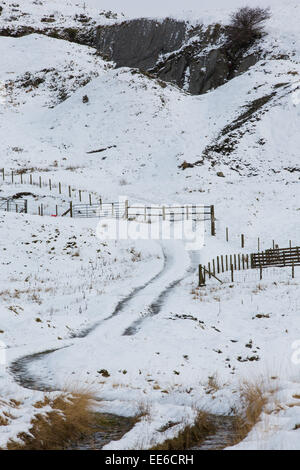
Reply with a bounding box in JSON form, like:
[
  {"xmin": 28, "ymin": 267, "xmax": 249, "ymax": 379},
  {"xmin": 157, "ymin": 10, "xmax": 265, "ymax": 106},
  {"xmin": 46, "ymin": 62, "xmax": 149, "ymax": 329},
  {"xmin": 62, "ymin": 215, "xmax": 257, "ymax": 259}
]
[
  {"xmin": 6, "ymin": 392, "xmax": 96, "ymax": 450},
  {"xmin": 151, "ymin": 411, "xmax": 215, "ymax": 450},
  {"xmin": 136, "ymin": 400, "xmax": 152, "ymax": 420},
  {"xmin": 228, "ymin": 380, "xmax": 268, "ymax": 446},
  {"xmin": 206, "ymin": 374, "xmax": 221, "ymax": 393},
  {"xmin": 0, "ymin": 416, "xmax": 9, "ymax": 426}
]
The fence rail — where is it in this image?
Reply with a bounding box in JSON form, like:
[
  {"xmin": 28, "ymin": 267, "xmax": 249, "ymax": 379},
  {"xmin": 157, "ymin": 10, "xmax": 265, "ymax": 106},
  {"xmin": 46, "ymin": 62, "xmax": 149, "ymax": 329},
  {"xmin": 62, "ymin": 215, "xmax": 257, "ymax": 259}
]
[
  {"xmin": 199, "ymin": 245, "xmax": 299, "ymax": 286},
  {"xmin": 127, "ymin": 205, "xmax": 212, "ymax": 221},
  {"xmin": 72, "ymin": 202, "xmax": 127, "ymax": 219},
  {"xmin": 0, "ymin": 197, "xmax": 27, "ymax": 214},
  {"xmin": 251, "ymin": 246, "xmax": 300, "ymax": 268},
  {"xmin": 0, "ymin": 182, "xmax": 216, "ymax": 235},
  {"xmin": 70, "ymin": 203, "xmax": 216, "ymax": 234}
]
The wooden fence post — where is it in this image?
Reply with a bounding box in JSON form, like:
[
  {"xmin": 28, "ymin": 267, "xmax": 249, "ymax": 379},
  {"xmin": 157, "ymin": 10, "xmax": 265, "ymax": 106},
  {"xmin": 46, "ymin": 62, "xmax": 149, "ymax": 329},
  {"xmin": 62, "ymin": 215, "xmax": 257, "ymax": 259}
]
[
  {"xmin": 241, "ymin": 234, "xmax": 244, "ymax": 248},
  {"xmin": 39, "ymin": 176, "xmax": 42, "ymax": 188},
  {"xmin": 69, "ymin": 186, "xmax": 71, "ymax": 198},
  {"xmin": 89, "ymin": 194, "xmax": 92, "ymax": 206},
  {"xmin": 258, "ymin": 237, "xmax": 260, "ymax": 252},
  {"xmin": 25, "ymin": 200, "xmax": 28, "ymax": 214},
  {"xmin": 55, "ymin": 205, "xmax": 58, "ymax": 216},
  {"xmin": 2, "ymin": 168, "xmax": 4, "ymax": 181},
  {"xmin": 292, "ymin": 263, "xmax": 295, "ymax": 279},
  {"xmin": 226, "ymin": 227, "xmax": 229, "ymax": 242},
  {"xmin": 208, "ymin": 262, "xmax": 211, "ymax": 279},
  {"xmin": 124, "ymin": 200, "xmax": 128, "ymax": 220},
  {"xmin": 30, "ymin": 174, "xmax": 32, "ymax": 185},
  {"xmin": 221, "ymin": 255, "xmax": 224, "ymax": 273},
  {"xmin": 260, "ymin": 266, "xmax": 263, "ymax": 280},
  {"xmin": 70, "ymin": 201, "xmax": 73, "ymax": 218},
  {"xmin": 231, "ymin": 264, "xmax": 234, "ymax": 283},
  {"xmin": 162, "ymin": 206, "xmax": 166, "ymax": 221},
  {"xmin": 212, "ymin": 259, "xmax": 216, "ymax": 275},
  {"xmin": 210, "ymin": 205, "xmax": 216, "ymax": 236},
  {"xmin": 198, "ymin": 265, "xmax": 206, "ymax": 287},
  {"xmin": 225, "ymin": 255, "xmax": 228, "ymax": 271},
  {"xmin": 79, "ymin": 190, "xmax": 81, "ymax": 202},
  {"xmin": 11, "ymin": 171, "xmax": 14, "ymax": 183},
  {"xmin": 20, "ymin": 173, "xmax": 23, "ymax": 184},
  {"xmin": 217, "ymin": 256, "xmax": 220, "ymax": 274},
  {"xmin": 59, "ymin": 182, "xmax": 61, "ymax": 194}
]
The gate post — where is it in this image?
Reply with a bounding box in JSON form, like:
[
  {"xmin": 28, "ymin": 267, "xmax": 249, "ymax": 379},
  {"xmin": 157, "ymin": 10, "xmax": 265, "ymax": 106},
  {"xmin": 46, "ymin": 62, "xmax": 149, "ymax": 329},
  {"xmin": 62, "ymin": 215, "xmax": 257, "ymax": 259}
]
[
  {"xmin": 124, "ymin": 200, "xmax": 129, "ymax": 220},
  {"xmin": 198, "ymin": 265, "xmax": 206, "ymax": 287},
  {"xmin": 210, "ymin": 205, "xmax": 216, "ymax": 236}
]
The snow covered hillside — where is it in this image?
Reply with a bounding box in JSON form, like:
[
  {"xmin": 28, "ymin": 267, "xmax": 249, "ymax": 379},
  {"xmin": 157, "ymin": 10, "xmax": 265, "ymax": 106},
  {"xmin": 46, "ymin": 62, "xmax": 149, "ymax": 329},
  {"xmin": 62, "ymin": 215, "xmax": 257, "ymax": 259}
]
[{"xmin": 0, "ymin": 0, "xmax": 299, "ymax": 451}]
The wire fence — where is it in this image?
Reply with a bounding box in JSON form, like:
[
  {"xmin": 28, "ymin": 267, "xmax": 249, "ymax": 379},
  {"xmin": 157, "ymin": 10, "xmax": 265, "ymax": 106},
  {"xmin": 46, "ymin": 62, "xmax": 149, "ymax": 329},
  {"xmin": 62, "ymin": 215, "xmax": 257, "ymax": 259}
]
[
  {"xmin": 199, "ymin": 246, "xmax": 299, "ymax": 287},
  {"xmin": 0, "ymin": 197, "xmax": 27, "ymax": 213},
  {"xmin": 204, "ymin": 265, "xmax": 298, "ymax": 285},
  {"xmin": 72, "ymin": 202, "xmax": 127, "ymax": 219}
]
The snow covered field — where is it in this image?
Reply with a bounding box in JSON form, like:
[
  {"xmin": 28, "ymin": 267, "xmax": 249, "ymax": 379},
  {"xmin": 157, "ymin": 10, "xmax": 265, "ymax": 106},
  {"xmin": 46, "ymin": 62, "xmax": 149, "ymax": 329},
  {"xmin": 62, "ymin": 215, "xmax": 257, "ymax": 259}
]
[{"xmin": 0, "ymin": 0, "xmax": 300, "ymax": 450}]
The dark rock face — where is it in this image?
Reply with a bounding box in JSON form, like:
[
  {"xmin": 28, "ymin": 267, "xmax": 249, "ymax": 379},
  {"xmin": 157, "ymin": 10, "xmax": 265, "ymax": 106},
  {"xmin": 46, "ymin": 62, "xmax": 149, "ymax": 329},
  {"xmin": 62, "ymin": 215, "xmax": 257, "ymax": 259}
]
[
  {"xmin": 156, "ymin": 47, "xmax": 231, "ymax": 94},
  {"xmin": 155, "ymin": 45, "xmax": 258, "ymax": 95},
  {"xmin": 0, "ymin": 16, "xmax": 260, "ymax": 96},
  {"xmin": 96, "ymin": 18, "xmax": 187, "ymax": 69},
  {"xmin": 95, "ymin": 19, "xmax": 260, "ymax": 95}
]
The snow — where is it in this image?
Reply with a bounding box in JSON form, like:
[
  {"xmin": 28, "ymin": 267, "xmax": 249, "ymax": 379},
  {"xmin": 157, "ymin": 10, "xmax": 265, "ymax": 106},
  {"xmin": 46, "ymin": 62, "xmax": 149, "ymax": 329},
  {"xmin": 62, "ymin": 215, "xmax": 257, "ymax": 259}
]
[{"xmin": 0, "ymin": 0, "xmax": 300, "ymax": 451}]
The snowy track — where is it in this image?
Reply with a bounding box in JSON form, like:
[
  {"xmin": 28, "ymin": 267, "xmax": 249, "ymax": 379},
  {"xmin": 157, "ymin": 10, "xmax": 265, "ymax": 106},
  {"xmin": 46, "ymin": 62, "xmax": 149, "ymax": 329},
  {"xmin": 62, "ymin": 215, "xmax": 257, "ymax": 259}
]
[
  {"xmin": 123, "ymin": 250, "xmax": 199, "ymax": 336},
  {"xmin": 9, "ymin": 241, "xmax": 194, "ymax": 392}
]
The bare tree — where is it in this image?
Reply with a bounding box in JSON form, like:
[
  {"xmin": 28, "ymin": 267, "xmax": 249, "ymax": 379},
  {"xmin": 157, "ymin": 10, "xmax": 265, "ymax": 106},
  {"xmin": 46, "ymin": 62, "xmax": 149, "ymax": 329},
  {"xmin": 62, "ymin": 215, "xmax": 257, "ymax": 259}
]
[{"xmin": 225, "ymin": 6, "xmax": 271, "ymax": 51}]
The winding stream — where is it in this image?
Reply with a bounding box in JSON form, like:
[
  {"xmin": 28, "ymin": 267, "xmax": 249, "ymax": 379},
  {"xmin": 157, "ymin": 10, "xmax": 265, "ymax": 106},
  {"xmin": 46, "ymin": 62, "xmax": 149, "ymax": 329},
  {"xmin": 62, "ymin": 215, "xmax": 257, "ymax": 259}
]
[{"xmin": 9, "ymin": 244, "xmax": 235, "ymax": 450}]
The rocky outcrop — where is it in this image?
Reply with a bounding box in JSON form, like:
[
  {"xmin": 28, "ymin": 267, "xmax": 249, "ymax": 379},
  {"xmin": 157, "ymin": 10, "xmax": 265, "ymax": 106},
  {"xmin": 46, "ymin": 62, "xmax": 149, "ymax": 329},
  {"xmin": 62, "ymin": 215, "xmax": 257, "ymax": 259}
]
[
  {"xmin": 95, "ymin": 19, "xmax": 260, "ymax": 95},
  {"xmin": 0, "ymin": 16, "xmax": 260, "ymax": 96},
  {"xmin": 96, "ymin": 18, "xmax": 187, "ymax": 69}
]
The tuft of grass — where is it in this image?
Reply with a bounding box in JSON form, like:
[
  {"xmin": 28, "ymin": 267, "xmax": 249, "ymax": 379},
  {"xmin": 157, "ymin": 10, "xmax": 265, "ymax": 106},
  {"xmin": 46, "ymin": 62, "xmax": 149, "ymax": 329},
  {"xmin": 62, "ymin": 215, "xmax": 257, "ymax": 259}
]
[
  {"xmin": 0, "ymin": 416, "xmax": 9, "ymax": 426},
  {"xmin": 207, "ymin": 373, "xmax": 221, "ymax": 393},
  {"xmin": 151, "ymin": 411, "xmax": 215, "ymax": 450},
  {"xmin": 229, "ymin": 380, "xmax": 268, "ymax": 446},
  {"xmin": 136, "ymin": 401, "xmax": 152, "ymax": 420},
  {"xmin": 6, "ymin": 392, "xmax": 96, "ymax": 450}
]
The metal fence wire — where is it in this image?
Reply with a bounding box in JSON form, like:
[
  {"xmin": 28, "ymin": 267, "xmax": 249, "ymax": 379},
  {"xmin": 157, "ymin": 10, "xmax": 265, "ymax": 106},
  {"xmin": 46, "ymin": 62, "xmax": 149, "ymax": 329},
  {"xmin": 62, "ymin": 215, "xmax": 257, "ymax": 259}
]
[
  {"xmin": 72, "ymin": 202, "xmax": 126, "ymax": 219},
  {"xmin": 0, "ymin": 197, "xmax": 27, "ymax": 213}
]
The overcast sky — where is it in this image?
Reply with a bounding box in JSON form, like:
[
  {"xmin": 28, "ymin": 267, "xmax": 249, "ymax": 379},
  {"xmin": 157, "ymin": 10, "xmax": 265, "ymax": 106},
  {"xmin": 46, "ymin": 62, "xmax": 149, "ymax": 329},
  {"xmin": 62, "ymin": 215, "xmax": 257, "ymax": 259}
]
[{"xmin": 77, "ymin": 0, "xmax": 278, "ymax": 18}]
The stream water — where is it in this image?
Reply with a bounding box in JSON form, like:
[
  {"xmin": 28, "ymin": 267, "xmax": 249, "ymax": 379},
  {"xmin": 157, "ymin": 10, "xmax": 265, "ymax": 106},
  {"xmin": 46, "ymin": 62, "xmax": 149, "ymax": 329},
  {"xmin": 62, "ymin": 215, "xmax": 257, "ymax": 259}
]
[
  {"xmin": 9, "ymin": 247, "xmax": 236, "ymax": 450},
  {"xmin": 68, "ymin": 413, "xmax": 138, "ymax": 450}
]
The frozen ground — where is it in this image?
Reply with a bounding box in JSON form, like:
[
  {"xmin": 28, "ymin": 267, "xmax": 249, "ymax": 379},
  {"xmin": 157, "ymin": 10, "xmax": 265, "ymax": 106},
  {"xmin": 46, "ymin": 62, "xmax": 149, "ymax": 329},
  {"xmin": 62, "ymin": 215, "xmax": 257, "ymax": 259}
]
[{"xmin": 0, "ymin": 0, "xmax": 300, "ymax": 450}]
